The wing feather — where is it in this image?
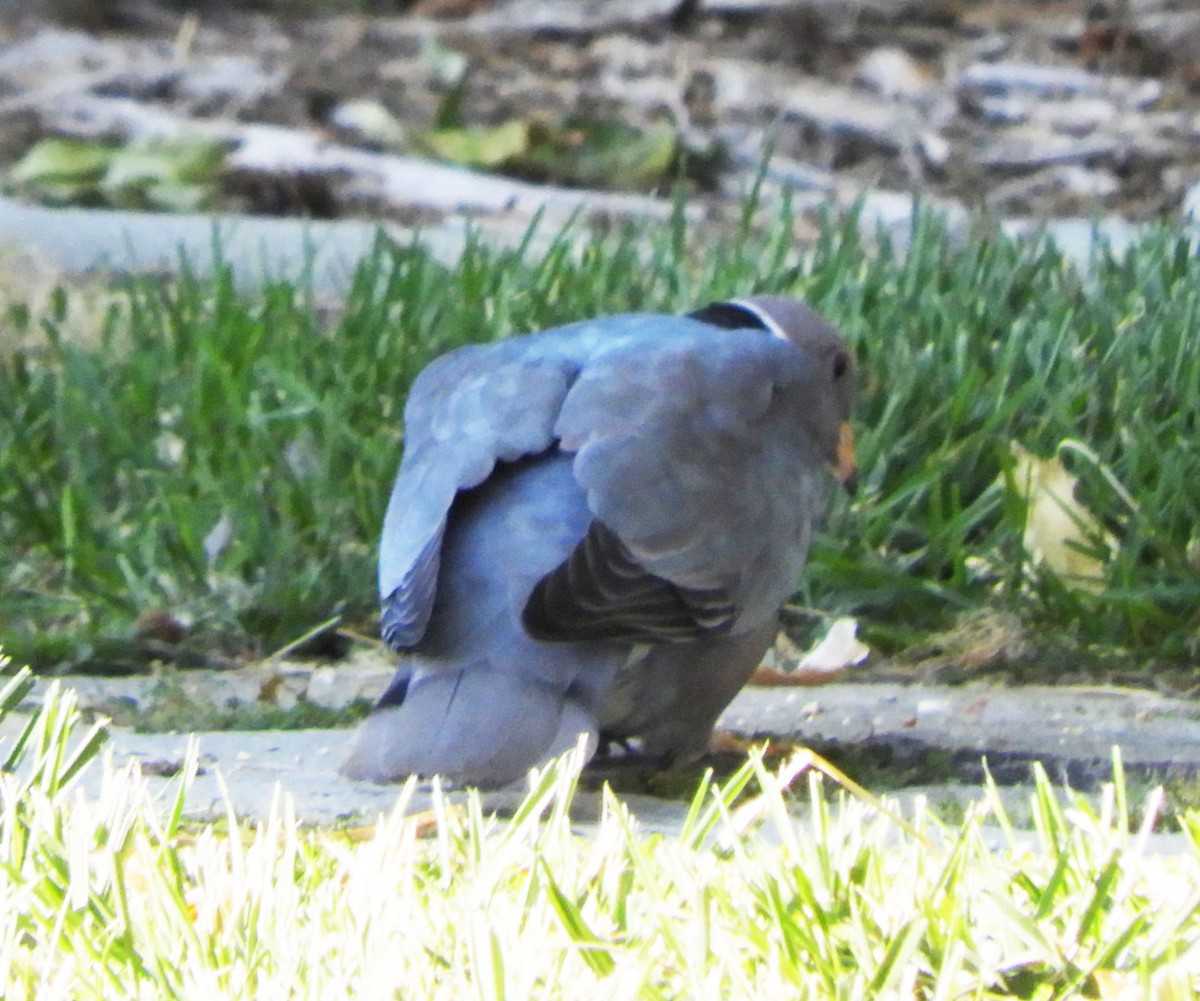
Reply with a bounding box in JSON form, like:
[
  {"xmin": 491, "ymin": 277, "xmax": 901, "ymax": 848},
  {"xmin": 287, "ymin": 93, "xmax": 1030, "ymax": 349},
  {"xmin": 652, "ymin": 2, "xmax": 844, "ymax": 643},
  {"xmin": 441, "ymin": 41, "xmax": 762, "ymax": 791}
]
[
  {"xmin": 522, "ymin": 520, "xmax": 736, "ymax": 643},
  {"xmin": 378, "ymin": 346, "xmax": 581, "ymax": 648},
  {"xmin": 530, "ymin": 329, "xmax": 830, "ymax": 639}
]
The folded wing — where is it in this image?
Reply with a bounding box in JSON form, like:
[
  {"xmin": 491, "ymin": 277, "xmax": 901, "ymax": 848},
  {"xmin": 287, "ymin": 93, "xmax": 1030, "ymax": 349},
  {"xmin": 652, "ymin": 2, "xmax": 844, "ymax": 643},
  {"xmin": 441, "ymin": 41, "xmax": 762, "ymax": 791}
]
[
  {"xmin": 526, "ymin": 329, "xmax": 827, "ymax": 642},
  {"xmin": 378, "ymin": 343, "xmax": 581, "ymax": 647}
]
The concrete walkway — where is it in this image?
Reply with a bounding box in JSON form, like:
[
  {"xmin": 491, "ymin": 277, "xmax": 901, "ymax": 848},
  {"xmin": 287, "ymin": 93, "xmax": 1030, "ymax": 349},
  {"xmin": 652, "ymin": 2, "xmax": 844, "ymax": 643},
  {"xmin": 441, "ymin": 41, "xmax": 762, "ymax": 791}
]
[
  {"xmin": 0, "ymin": 193, "xmax": 497, "ymax": 296},
  {"xmin": 0, "ymin": 194, "xmax": 1161, "ymax": 302},
  {"xmin": 25, "ymin": 677, "xmax": 1194, "ymax": 841},
  {"xmin": 721, "ymin": 682, "xmax": 1200, "ymax": 787}
]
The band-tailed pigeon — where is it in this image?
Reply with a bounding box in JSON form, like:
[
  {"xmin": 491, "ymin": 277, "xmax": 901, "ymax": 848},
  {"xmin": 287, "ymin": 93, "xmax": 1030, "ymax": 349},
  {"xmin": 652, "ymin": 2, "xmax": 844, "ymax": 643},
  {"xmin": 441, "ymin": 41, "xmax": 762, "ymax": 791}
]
[{"xmin": 342, "ymin": 296, "xmax": 856, "ymax": 788}]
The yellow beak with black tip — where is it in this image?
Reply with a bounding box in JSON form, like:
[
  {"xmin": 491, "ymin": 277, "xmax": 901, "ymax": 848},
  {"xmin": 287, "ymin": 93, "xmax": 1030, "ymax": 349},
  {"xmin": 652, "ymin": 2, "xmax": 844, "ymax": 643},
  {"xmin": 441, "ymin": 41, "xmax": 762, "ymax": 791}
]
[{"xmin": 835, "ymin": 422, "xmax": 857, "ymax": 496}]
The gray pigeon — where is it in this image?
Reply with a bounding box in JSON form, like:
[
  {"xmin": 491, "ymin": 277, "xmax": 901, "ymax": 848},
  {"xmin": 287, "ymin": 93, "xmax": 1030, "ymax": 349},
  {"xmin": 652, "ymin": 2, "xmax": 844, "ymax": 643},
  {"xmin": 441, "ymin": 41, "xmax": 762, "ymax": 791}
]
[{"xmin": 342, "ymin": 296, "xmax": 857, "ymax": 788}]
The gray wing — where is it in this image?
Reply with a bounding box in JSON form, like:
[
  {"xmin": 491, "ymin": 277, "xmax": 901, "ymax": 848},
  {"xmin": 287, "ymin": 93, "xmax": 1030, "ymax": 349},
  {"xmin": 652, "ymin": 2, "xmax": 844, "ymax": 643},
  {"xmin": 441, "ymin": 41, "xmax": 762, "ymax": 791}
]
[
  {"xmin": 521, "ymin": 519, "xmax": 736, "ymax": 642},
  {"xmin": 378, "ymin": 342, "xmax": 581, "ymax": 647},
  {"xmin": 524, "ymin": 329, "xmax": 829, "ymax": 642}
]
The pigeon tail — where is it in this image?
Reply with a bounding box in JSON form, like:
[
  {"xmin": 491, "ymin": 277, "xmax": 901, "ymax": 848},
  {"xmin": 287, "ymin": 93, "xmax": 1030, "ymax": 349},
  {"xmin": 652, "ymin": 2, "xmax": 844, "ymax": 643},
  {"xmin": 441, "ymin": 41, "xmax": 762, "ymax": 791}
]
[{"xmin": 340, "ymin": 666, "xmax": 599, "ymax": 789}]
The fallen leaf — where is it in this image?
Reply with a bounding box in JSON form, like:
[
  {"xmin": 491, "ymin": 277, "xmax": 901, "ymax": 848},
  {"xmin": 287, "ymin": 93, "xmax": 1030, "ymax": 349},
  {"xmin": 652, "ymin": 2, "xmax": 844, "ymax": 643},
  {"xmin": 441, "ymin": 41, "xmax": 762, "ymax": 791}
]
[
  {"xmin": 100, "ymin": 136, "xmax": 225, "ymax": 212},
  {"xmin": 418, "ymin": 118, "xmax": 531, "ymax": 169},
  {"xmin": 1009, "ymin": 441, "xmax": 1117, "ymax": 591},
  {"xmin": 9, "ymin": 138, "xmax": 116, "ymax": 205},
  {"xmin": 10, "ymin": 137, "xmax": 114, "ymax": 185},
  {"xmin": 10, "ymin": 135, "xmax": 224, "ymax": 212},
  {"xmin": 750, "ymin": 617, "xmax": 869, "ymax": 686},
  {"xmin": 516, "ymin": 117, "xmax": 678, "ymax": 189},
  {"xmin": 330, "ymin": 99, "xmax": 408, "ymax": 150},
  {"xmin": 800, "ymin": 617, "xmax": 871, "ymax": 672}
]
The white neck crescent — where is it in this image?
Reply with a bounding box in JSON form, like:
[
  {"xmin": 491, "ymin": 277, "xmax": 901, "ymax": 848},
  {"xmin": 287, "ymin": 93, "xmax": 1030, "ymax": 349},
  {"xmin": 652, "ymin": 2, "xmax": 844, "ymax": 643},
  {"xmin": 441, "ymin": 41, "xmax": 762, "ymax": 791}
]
[{"xmin": 729, "ymin": 298, "xmax": 789, "ymax": 341}]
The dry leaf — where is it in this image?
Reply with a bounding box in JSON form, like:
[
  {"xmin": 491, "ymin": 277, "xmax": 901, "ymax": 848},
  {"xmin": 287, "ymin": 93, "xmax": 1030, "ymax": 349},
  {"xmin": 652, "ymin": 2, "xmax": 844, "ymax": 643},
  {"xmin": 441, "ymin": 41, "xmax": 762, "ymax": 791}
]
[
  {"xmin": 751, "ymin": 617, "xmax": 869, "ymax": 686},
  {"xmin": 800, "ymin": 617, "xmax": 870, "ymax": 672},
  {"xmin": 1010, "ymin": 441, "xmax": 1116, "ymax": 591}
]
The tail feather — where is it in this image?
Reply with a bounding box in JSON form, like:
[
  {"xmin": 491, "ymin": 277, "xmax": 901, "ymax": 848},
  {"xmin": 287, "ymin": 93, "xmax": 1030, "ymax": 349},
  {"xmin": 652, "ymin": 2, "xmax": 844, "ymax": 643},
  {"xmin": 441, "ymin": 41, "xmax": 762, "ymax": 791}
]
[{"xmin": 340, "ymin": 668, "xmax": 598, "ymax": 789}]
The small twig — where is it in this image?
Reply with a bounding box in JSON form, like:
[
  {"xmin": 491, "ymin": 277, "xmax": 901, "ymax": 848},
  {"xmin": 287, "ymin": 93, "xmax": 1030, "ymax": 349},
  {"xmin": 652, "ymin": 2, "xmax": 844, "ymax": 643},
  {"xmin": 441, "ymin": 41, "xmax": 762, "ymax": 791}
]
[
  {"xmin": 264, "ymin": 615, "xmax": 342, "ymax": 663},
  {"xmin": 336, "ymin": 627, "xmax": 389, "ymax": 651}
]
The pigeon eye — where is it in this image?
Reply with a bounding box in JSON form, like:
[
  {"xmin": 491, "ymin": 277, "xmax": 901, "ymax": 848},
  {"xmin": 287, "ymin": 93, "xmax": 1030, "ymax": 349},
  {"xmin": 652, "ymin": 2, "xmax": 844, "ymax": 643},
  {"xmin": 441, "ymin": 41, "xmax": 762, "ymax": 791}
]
[{"xmin": 832, "ymin": 350, "xmax": 850, "ymax": 381}]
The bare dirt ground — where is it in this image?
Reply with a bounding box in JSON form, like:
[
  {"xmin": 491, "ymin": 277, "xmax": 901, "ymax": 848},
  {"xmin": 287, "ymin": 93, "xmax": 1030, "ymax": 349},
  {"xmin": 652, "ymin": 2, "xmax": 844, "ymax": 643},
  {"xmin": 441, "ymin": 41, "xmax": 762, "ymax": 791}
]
[{"xmin": 2, "ymin": 0, "xmax": 1199, "ymax": 232}]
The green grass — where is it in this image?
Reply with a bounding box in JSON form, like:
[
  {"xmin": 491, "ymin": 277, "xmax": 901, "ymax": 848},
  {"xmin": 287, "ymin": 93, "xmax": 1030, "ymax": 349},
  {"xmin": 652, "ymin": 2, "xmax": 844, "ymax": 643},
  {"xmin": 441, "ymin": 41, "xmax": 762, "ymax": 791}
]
[
  {"xmin": 1, "ymin": 657, "xmax": 1198, "ymax": 997},
  {"xmin": 2, "ymin": 204, "xmax": 1199, "ymax": 673}
]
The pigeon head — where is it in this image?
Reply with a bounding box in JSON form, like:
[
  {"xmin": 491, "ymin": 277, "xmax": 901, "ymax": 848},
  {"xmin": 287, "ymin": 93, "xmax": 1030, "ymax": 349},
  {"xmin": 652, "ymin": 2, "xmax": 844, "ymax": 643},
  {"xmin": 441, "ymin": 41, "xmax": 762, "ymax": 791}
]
[{"xmin": 690, "ymin": 296, "xmax": 858, "ymax": 490}]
